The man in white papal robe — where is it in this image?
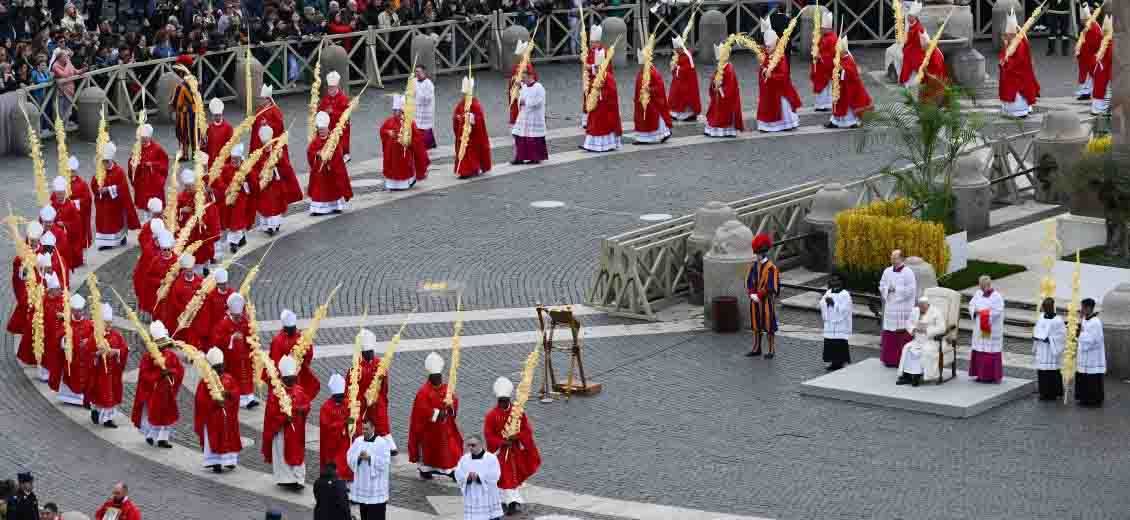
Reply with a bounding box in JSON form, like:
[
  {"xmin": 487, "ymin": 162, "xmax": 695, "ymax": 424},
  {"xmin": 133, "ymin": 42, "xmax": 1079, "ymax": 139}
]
[{"xmin": 897, "ymin": 297, "xmax": 945, "ymax": 386}]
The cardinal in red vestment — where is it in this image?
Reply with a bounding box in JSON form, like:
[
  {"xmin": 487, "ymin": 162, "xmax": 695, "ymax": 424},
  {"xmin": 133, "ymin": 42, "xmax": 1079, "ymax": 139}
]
[
  {"xmin": 811, "ymin": 14, "xmax": 838, "ymax": 111},
  {"xmin": 453, "ymin": 76, "xmax": 492, "ymax": 178},
  {"xmin": 918, "ymin": 45, "xmax": 949, "ymax": 105},
  {"xmin": 49, "ymin": 178, "xmax": 85, "ymax": 269},
  {"xmin": 213, "ymin": 145, "xmax": 255, "ymax": 253},
  {"xmin": 351, "ymin": 330, "xmax": 395, "ymax": 449},
  {"xmin": 484, "ymin": 377, "xmax": 542, "ymax": 515},
  {"xmin": 1090, "ymin": 17, "xmax": 1113, "ymax": 115},
  {"xmin": 138, "ymin": 232, "xmax": 177, "ymax": 315},
  {"xmin": 581, "ymin": 26, "xmax": 606, "ymax": 128},
  {"xmin": 158, "ymin": 254, "xmax": 202, "ymax": 344},
  {"xmin": 205, "ymin": 98, "xmax": 234, "ymax": 170},
  {"xmin": 94, "ymin": 485, "xmax": 142, "ymax": 520},
  {"xmin": 198, "ymin": 267, "xmax": 234, "ymax": 347},
  {"xmin": 380, "ymin": 95, "xmax": 431, "ymax": 191},
  {"xmin": 128, "ymin": 125, "xmax": 170, "ymax": 214},
  {"xmin": 1076, "ymin": 5, "xmax": 1102, "ymax": 100},
  {"xmin": 54, "ymin": 294, "xmax": 95, "ymax": 405},
  {"xmin": 91, "ymin": 143, "xmax": 140, "ymax": 250},
  {"xmin": 307, "ymin": 111, "xmax": 353, "ymax": 215},
  {"xmin": 320, "ymin": 373, "xmax": 353, "ymax": 480},
  {"xmin": 268, "ymin": 309, "xmax": 320, "ymax": 400},
  {"xmin": 86, "ymin": 303, "xmax": 129, "ymax": 428},
  {"xmin": 318, "ymin": 71, "xmax": 352, "ymax": 161},
  {"xmin": 130, "ymin": 321, "xmax": 186, "ymax": 448},
  {"xmin": 34, "ymin": 270, "xmax": 65, "ymax": 382},
  {"xmin": 668, "ymin": 37, "xmax": 701, "ymax": 121},
  {"xmin": 210, "ymin": 291, "xmax": 258, "ymax": 408},
  {"xmin": 705, "ymin": 47, "xmax": 743, "ymax": 137},
  {"xmin": 998, "ymin": 14, "xmax": 1040, "ymax": 118},
  {"xmin": 633, "ymin": 60, "xmax": 673, "ymax": 144},
  {"xmin": 251, "ymin": 86, "xmax": 303, "ymax": 214},
  {"xmin": 581, "ymin": 49, "xmax": 622, "ymax": 152},
  {"xmin": 508, "ymin": 43, "xmax": 536, "ymax": 125},
  {"xmin": 756, "ymin": 23, "xmax": 803, "ymax": 133},
  {"xmin": 826, "ymin": 36, "xmax": 873, "ymax": 129},
  {"xmin": 195, "ymin": 347, "xmax": 243, "ymax": 472},
  {"xmin": 408, "ymin": 352, "xmax": 463, "ymax": 478},
  {"xmin": 262, "ymin": 355, "xmax": 312, "ymax": 488},
  {"xmin": 252, "ymin": 125, "xmax": 301, "ymax": 235},
  {"xmin": 65, "ymin": 158, "xmax": 93, "ymax": 253},
  {"xmin": 7, "ymin": 223, "xmax": 42, "ymax": 339},
  {"xmin": 899, "ymin": 4, "xmax": 927, "ymax": 87},
  {"xmin": 173, "ymin": 169, "xmax": 219, "ymax": 267}
]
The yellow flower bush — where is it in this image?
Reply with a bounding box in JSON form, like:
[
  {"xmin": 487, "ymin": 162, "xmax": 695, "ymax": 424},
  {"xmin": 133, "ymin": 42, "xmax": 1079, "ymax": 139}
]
[{"xmin": 835, "ymin": 197, "xmax": 950, "ymax": 275}]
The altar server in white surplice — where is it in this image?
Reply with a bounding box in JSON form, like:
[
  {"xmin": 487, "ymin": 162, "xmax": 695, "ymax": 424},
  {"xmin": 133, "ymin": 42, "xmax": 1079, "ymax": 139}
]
[
  {"xmin": 1032, "ymin": 297, "xmax": 1066, "ymax": 401},
  {"xmin": 454, "ymin": 435, "xmax": 504, "ymax": 520}
]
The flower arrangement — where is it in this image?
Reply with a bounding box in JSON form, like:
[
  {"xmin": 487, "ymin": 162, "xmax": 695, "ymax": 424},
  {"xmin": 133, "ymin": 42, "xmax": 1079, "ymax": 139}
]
[{"xmin": 834, "ymin": 198, "xmax": 950, "ymax": 277}]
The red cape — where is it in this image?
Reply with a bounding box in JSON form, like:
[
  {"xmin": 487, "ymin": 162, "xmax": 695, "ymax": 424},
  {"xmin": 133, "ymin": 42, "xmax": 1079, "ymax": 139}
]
[
  {"xmin": 268, "ymin": 330, "xmax": 320, "ymax": 400},
  {"xmin": 899, "ymin": 19, "xmax": 926, "ymax": 84},
  {"xmin": 453, "ymin": 97, "xmax": 492, "ymax": 177},
  {"xmin": 757, "ymin": 59, "xmax": 803, "ymax": 123},
  {"xmin": 379, "ymin": 116, "xmax": 431, "ymax": 183},
  {"xmin": 484, "ymin": 406, "xmax": 541, "ymax": 489},
  {"xmin": 833, "ymin": 54, "xmax": 874, "ymax": 117},
  {"xmin": 319, "ymin": 397, "xmax": 353, "ymax": 480},
  {"xmin": 86, "ymin": 330, "xmax": 129, "ymax": 408},
  {"xmin": 585, "ymin": 72, "xmax": 622, "ymax": 137},
  {"xmin": 1078, "ymin": 22, "xmax": 1103, "ymax": 84},
  {"xmin": 706, "ymin": 63, "xmax": 744, "ymax": 130},
  {"xmin": 667, "ymin": 50, "xmax": 702, "ymax": 115},
  {"xmin": 251, "ymin": 104, "xmax": 303, "ymax": 205},
  {"xmin": 193, "ymin": 373, "xmax": 242, "ymax": 455},
  {"xmin": 999, "ymin": 38, "xmax": 1040, "ymax": 104},
  {"xmin": 262, "ymin": 384, "xmax": 311, "ymax": 465},
  {"xmin": 129, "ymin": 141, "xmax": 169, "ymax": 210},
  {"xmin": 634, "ymin": 65, "xmax": 673, "ymax": 133},
  {"xmin": 130, "ymin": 348, "xmax": 185, "ymax": 428},
  {"xmin": 307, "ymin": 133, "xmax": 354, "ymax": 204},
  {"xmin": 407, "ymin": 381, "xmax": 463, "ymax": 469},
  {"xmin": 1094, "ymin": 44, "xmax": 1113, "ymax": 100},
  {"xmin": 319, "ymin": 89, "xmax": 352, "ymax": 155},
  {"xmin": 811, "ymin": 30, "xmax": 839, "ymax": 93},
  {"xmin": 91, "ymin": 164, "xmax": 141, "ymax": 238},
  {"xmin": 205, "ymin": 120, "xmax": 234, "ymax": 170},
  {"xmin": 211, "ymin": 314, "xmax": 254, "ymax": 395}
]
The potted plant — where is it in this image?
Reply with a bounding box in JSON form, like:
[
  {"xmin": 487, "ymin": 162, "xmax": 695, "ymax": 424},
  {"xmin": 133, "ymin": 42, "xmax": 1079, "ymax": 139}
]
[{"xmin": 1059, "ymin": 137, "xmax": 1130, "ymax": 258}]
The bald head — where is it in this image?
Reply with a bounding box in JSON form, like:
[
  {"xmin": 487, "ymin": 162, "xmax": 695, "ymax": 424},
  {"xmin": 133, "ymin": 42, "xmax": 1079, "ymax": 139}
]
[
  {"xmin": 891, "ymin": 250, "xmax": 904, "ymax": 267},
  {"xmin": 111, "ymin": 482, "xmax": 127, "ymax": 502}
]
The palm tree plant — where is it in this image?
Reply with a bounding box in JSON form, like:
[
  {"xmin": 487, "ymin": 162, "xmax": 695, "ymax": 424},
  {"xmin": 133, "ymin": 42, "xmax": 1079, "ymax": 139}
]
[
  {"xmin": 855, "ymin": 85, "xmax": 986, "ymax": 233},
  {"xmin": 1059, "ymin": 138, "xmax": 1130, "ymax": 258}
]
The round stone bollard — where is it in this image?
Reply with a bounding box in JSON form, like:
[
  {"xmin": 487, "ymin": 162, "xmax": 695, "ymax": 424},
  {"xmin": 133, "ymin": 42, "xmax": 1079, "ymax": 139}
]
[
  {"xmin": 1033, "ymin": 111, "xmax": 1091, "ymax": 205},
  {"xmin": 804, "ymin": 182, "xmax": 856, "ymax": 272},
  {"xmin": 411, "ymin": 34, "xmax": 438, "ymax": 79},
  {"xmin": 703, "ymin": 220, "xmax": 755, "ymax": 328},
  {"xmin": 697, "ymin": 10, "xmax": 727, "ymax": 63},
  {"xmin": 498, "ymin": 25, "xmax": 531, "ymax": 73},
  {"xmin": 689, "ymin": 201, "xmax": 737, "ymax": 257},
  {"xmin": 320, "ymin": 43, "xmax": 350, "ymax": 95},
  {"xmin": 1103, "ymin": 283, "xmax": 1130, "ymax": 379},
  {"xmin": 155, "ymin": 70, "xmax": 180, "ymax": 124},
  {"xmin": 798, "ymin": 5, "xmax": 831, "ymax": 58},
  {"xmin": 600, "ymin": 17, "xmax": 628, "ymax": 67},
  {"xmin": 946, "ymin": 45, "xmax": 986, "ymax": 89},
  {"xmin": 992, "ymin": 0, "xmax": 1022, "ymax": 50},
  {"xmin": 75, "ymin": 86, "xmax": 107, "ymax": 142},
  {"xmin": 236, "ymin": 54, "xmax": 264, "ymax": 117},
  {"xmin": 9, "ymin": 98, "xmax": 40, "ymax": 156},
  {"xmin": 951, "ymin": 153, "xmax": 991, "ymax": 235},
  {"xmin": 905, "ymin": 256, "xmax": 937, "ymax": 300}
]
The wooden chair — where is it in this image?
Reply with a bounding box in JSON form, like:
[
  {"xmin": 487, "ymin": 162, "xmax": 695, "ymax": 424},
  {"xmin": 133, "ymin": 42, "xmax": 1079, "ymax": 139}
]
[{"xmin": 536, "ymin": 305, "xmax": 601, "ymax": 401}]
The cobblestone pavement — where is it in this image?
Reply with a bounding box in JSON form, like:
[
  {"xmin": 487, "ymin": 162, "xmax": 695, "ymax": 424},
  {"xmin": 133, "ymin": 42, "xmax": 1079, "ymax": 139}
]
[{"xmin": 0, "ymin": 40, "xmax": 1112, "ymax": 519}]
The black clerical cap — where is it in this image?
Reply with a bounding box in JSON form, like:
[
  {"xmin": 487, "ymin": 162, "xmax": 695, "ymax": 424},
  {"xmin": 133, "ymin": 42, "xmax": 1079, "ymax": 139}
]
[
  {"xmin": 265, "ymin": 511, "xmax": 282, "ymax": 520},
  {"xmin": 16, "ymin": 472, "xmax": 33, "ymax": 483}
]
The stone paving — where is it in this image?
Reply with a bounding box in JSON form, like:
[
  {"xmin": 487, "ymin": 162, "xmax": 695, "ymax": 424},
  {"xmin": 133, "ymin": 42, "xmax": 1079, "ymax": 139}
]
[{"xmin": 0, "ymin": 41, "xmax": 1119, "ymax": 520}]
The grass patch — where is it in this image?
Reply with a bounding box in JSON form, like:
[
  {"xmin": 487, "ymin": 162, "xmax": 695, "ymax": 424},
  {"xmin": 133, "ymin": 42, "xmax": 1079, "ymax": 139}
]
[
  {"xmin": 1062, "ymin": 246, "xmax": 1130, "ymax": 269},
  {"xmin": 937, "ymin": 260, "xmax": 1027, "ymax": 290}
]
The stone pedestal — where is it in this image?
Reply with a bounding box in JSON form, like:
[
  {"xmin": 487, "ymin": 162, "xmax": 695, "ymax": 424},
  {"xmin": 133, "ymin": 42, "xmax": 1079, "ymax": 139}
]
[
  {"xmin": 10, "ymin": 98, "xmax": 39, "ymax": 156},
  {"xmin": 1033, "ymin": 111, "xmax": 1091, "ymax": 204},
  {"xmin": 600, "ymin": 17, "xmax": 629, "ymax": 67},
  {"xmin": 689, "ymin": 202, "xmax": 737, "ymax": 257},
  {"xmin": 1056, "ymin": 213, "xmax": 1107, "ymax": 254},
  {"xmin": 498, "ymin": 25, "xmax": 531, "ymax": 73},
  {"xmin": 804, "ymin": 182, "xmax": 856, "ymax": 272},
  {"xmin": 1102, "ymin": 283, "xmax": 1130, "ymax": 379},
  {"xmin": 951, "ymin": 153, "xmax": 991, "ymax": 235},
  {"xmin": 798, "ymin": 5, "xmax": 831, "ymax": 58},
  {"xmin": 703, "ymin": 220, "xmax": 754, "ymax": 327},
  {"xmin": 945, "ymin": 45, "xmax": 989, "ymax": 93},
  {"xmin": 235, "ymin": 54, "xmax": 264, "ymax": 116},
  {"xmin": 75, "ymin": 86, "xmax": 106, "ymax": 142},
  {"xmin": 411, "ymin": 35, "xmax": 438, "ymax": 78},
  {"xmin": 920, "ymin": 4, "xmax": 973, "ymax": 41},
  {"xmin": 320, "ymin": 44, "xmax": 350, "ymax": 95},
  {"xmin": 905, "ymin": 256, "xmax": 937, "ymax": 299},
  {"xmin": 991, "ymin": 0, "xmax": 1023, "ymax": 50},
  {"xmin": 697, "ymin": 10, "xmax": 727, "ymax": 63},
  {"xmin": 155, "ymin": 71, "xmax": 180, "ymax": 124}
]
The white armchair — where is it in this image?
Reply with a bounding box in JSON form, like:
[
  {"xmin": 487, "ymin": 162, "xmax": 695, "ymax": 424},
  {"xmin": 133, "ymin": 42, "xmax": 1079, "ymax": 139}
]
[{"xmin": 921, "ymin": 287, "xmax": 960, "ymax": 384}]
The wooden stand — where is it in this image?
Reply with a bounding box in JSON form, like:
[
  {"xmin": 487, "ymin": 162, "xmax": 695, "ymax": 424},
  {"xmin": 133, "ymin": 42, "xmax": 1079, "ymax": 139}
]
[{"xmin": 536, "ymin": 304, "xmax": 601, "ymax": 402}]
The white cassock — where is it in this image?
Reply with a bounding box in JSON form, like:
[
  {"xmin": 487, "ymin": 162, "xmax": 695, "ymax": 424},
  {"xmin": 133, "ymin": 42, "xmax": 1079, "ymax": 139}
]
[
  {"xmin": 898, "ymin": 306, "xmax": 945, "ymax": 376},
  {"xmin": 271, "ymin": 432, "xmax": 305, "ymax": 485},
  {"xmin": 414, "ymin": 78, "xmax": 436, "ymax": 131},
  {"xmin": 454, "ymin": 451, "xmax": 504, "ymax": 520},
  {"xmin": 513, "ymin": 83, "xmax": 547, "ymax": 138},
  {"xmin": 969, "ymin": 289, "xmax": 1005, "ymax": 354},
  {"xmin": 1077, "ymin": 316, "xmax": 1106, "ymax": 375},
  {"xmin": 879, "ymin": 266, "xmax": 917, "ymax": 332},
  {"xmin": 1032, "ymin": 315, "xmax": 1066, "ymax": 370}
]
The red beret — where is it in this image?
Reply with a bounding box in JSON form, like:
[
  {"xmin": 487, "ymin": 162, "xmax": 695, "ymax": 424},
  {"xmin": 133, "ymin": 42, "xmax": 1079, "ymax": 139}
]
[
  {"xmin": 176, "ymin": 54, "xmax": 195, "ymax": 66},
  {"xmin": 752, "ymin": 233, "xmax": 773, "ymax": 252}
]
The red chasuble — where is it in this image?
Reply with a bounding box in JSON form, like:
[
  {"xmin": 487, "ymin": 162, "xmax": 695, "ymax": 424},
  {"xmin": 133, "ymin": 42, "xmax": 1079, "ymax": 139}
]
[
  {"xmin": 379, "ymin": 116, "xmax": 432, "ymax": 184},
  {"xmin": 268, "ymin": 330, "xmax": 320, "ymax": 400},
  {"xmin": 306, "ymin": 134, "xmax": 354, "ymax": 204},
  {"xmin": 483, "ymin": 406, "xmax": 542, "ymax": 490},
  {"xmin": 251, "ymin": 104, "xmax": 303, "ymax": 206},
  {"xmin": 811, "ymin": 30, "xmax": 839, "ymax": 94},
  {"xmin": 899, "ymin": 19, "xmax": 926, "ymax": 85},
  {"xmin": 54, "ymin": 317, "xmax": 94, "ymax": 392},
  {"xmin": 68, "ymin": 175, "xmax": 93, "ymax": 250},
  {"xmin": 757, "ymin": 59, "xmax": 803, "ymax": 124},
  {"xmin": 139, "ymin": 252, "xmax": 176, "ymax": 314},
  {"xmin": 194, "ymin": 372, "xmax": 242, "ymax": 455},
  {"xmin": 261, "ymin": 384, "xmax": 311, "ymax": 465},
  {"xmin": 452, "ymin": 97, "xmax": 492, "ymax": 178},
  {"xmin": 215, "ymin": 161, "xmax": 255, "ymax": 232},
  {"xmin": 319, "ymin": 89, "xmax": 352, "ymax": 156},
  {"xmin": 86, "ymin": 329, "xmax": 129, "ymax": 409},
  {"xmin": 50, "ymin": 197, "xmax": 84, "ymax": 269},
  {"xmin": 319, "ymin": 397, "xmax": 353, "ymax": 480},
  {"xmin": 91, "ymin": 163, "xmax": 141, "ymax": 240},
  {"xmin": 633, "ymin": 65, "xmax": 673, "ymax": 133},
  {"xmin": 205, "ymin": 119, "xmax": 234, "ymax": 169},
  {"xmin": 585, "ymin": 72, "xmax": 622, "ymax": 138},
  {"xmin": 211, "ymin": 314, "xmax": 254, "ymax": 396},
  {"xmin": 706, "ymin": 63, "xmax": 744, "ymax": 131},
  {"xmin": 1077, "ymin": 22, "xmax": 1103, "ymax": 84},
  {"xmin": 833, "ymin": 54, "xmax": 874, "ymax": 118},
  {"xmin": 95, "ymin": 498, "xmax": 142, "ymax": 520},
  {"xmin": 999, "ymin": 38, "xmax": 1040, "ymax": 104},
  {"xmin": 129, "ymin": 141, "xmax": 170, "ymax": 210},
  {"xmin": 667, "ymin": 50, "xmax": 702, "ymax": 116},
  {"xmin": 407, "ymin": 381, "xmax": 463, "ymax": 470},
  {"xmin": 1094, "ymin": 43, "xmax": 1113, "ymax": 100},
  {"xmin": 348, "ymin": 358, "xmax": 390, "ymax": 435},
  {"xmin": 131, "ymin": 348, "xmax": 186, "ymax": 428}
]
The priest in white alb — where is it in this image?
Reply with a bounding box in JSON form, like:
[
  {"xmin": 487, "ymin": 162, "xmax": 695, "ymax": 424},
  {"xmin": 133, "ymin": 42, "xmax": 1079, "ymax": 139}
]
[
  {"xmin": 968, "ymin": 275, "xmax": 1005, "ymax": 383},
  {"xmin": 897, "ymin": 297, "xmax": 944, "ymax": 387},
  {"xmin": 454, "ymin": 435, "xmax": 504, "ymax": 520},
  {"xmin": 878, "ymin": 250, "xmax": 917, "ymax": 367}
]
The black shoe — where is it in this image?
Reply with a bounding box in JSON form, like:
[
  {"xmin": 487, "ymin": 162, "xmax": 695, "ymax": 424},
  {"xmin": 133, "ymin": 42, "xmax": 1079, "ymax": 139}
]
[
  {"xmin": 824, "ymin": 122, "xmax": 838, "ymax": 129},
  {"xmin": 293, "ymin": 483, "xmax": 305, "ymax": 491},
  {"xmin": 448, "ymin": 471, "xmax": 457, "ymax": 482},
  {"xmin": 98, "ymin": 245, "xmax": 113, "ymax": 251},
  {"xmin": 896, "ymin": 374, "xmax": 911, "ymax": 385},
  {"xmin": 510, "ymin": 160, "xmax": 522, "ymax": 165},
  {"xmin": 224, "ymin": 465, "xmax": 236, "ymax": 470},
  {"xmin": 211, "ymin": 464, "xmax": 223, "ymax": 473},
  {"xmin": 390, "ymin": 450, "xmax": 399, "ymax": 457},
  {"xmin": 745, "ymin": 350, "xmax": 762, "ymax": 357},
  {"xmin": 661, "ymin": 133, "xmax": 671, "ymax": 143},
  {"xmin": 230, "ymin": 243, "xmax": 239, "ymax": 254},
  {"xmin": 331, "ymin": 209, "xmax": 342, "ymax": 214},
  {"xmin": 91, "ymin": 409, "xmax": 100, "ymax": 425},
  {"xmin": 506, "ymin": 502, "xmax": 518, "ymax": 515},
  {"xmin": 1077, "ymin": 94, "xmax": 1092, "ymax": 101},
  {"xmin": 245, "ymin": 400, "xmax": 259, "ymax": 409},
  {"xmin": 529, "ymin": 160, "xmax": 541, "ymax": 164},
  {"xmin": 815, "ymin": 108, "xmax": 830, "ymax": 112},
  {"xmin": 238, "ymin": 237, "xmax": 247, "ymax": 247},
  {"xmin": 912, "ymin": 375, "xmax": 921, "ymax": 387},
  {"xmin": 103, "ymin": 421, "xmax": 118, "ymax": 428},
  {"xmin": 120, "ymin": 237, "xmax": 128, "ymax": 246},
  {"xmin": 418, "ymin": 469, "xmax": 434, "ymax": 480},
  {"xmin": 157, "ymin": 440, "xmax": 174, "ymax": 448},
  {"xmin": 265, "ymin": 228, "xmax": 276, "ymax": 237},
  {"xmin": 146, "ymin": 438, "xmax": 155, "ymax": 446},
  {"xmin": 765, "ymin": 352, "xmax": 775, "ymax": 359}
]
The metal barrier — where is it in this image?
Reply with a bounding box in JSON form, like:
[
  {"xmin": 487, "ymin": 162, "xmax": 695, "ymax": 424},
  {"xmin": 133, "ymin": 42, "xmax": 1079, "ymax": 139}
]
[{"xmin": 586, "ymin": 127, "xmax": 1043, "ymax": 320}]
